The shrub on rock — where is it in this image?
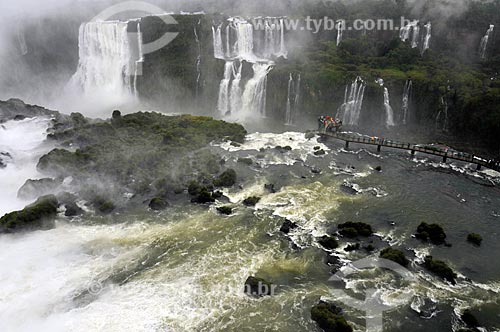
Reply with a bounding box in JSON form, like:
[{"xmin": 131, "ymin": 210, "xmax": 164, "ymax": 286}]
[
  {"xmin": 0, "ymin": 195, "xmax": 59, "ymax": 233},
  {"xmin": 380, "ymin": 247, "xmax": 409, "ymax": 267},
  {"xmin": 213, "ymin": 169, "xmax": 237, "ymax": 187},
  {"xmin": 243, "ymin": 196, "xmax": 261, "ymax": 207},
  {"xmin": 423, "ymin": 256, "xmax": 457, "ymax": 284},
  {"xmin": 467, "ymin": 233, "xmax": 482, "ymax": 246},
  {"xmin": 416, "ymin": 222, "xmax": 447, "ymax": 245},
  {"xmin": 149, "ymin": 197, "xmax": 169, "ymax": 211},
  {"xmin": 311, "ymin": 301, "xmax": 353, "ymax": 332},
  {"xmin": 318, "ymin": 235, "xmax": 339, "ymax": 250},
  {"xmin": 339, "ymin": 222, "xmax": 373, "ymax": 237},
  {"xmin": 216, "ymin": 206, "xmax": 233, "ymax": 215}
]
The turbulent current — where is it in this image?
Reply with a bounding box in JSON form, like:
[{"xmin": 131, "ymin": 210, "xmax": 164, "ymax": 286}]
[{"xmin": 1, "ymin": 123, "xmax": 500, "ymax": 331}]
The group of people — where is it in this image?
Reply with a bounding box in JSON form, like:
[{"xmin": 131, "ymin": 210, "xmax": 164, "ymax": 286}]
[{"xmin": 318, "ymin": 116, "xmax": 343, "ymax": 133}]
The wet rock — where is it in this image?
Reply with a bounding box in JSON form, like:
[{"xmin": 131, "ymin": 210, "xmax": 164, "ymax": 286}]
[
  {"xmin": 314, "ymin": 149, "xmax": 326, "ymax": 156},
  {"xmin": 461, "ymin": 309, "xmax": 480, "ymax": 329},
  {"xmin": 318, "ymin": 235, "xmax": 339, "ymax": 250},
  {"xmin": 244, "ymin": 276, "xmax": 275, "ymax": 297},
  {"xmin": 243, "ymin": 196, "xmax": 261, "ymax": 207},
  {"xmin": 237, "ymin": 157, "xmax": 253, "ymax": 165},
  {"xmin": 149, "ymin": 197, "xmax": 169, "ymax": 211},
  {"xmin": 311, "ymin": 167, "xmax": 322, "ymax": 174},
  {"xmin": 264, "ymin": 183, "xmax": 276, "ymax": 193},
  {"xmin": 213, "ymin": 169, "xmax": 237, "ymax": 187},
  {"xmin": 311, "ymin": 301, "xmax": 353, "ymax": 332},
  {"xmin": 17, "ymin": 178, "xmax": 62, "ymax": 200},
  {"xmin": 375, "ymin": 165, "xmax": 382, "ymax": 172},
  {"xmin": 91, "ymin": 196, "xmax": 116, "ymax": 214},
  {"xmin": 13, "ymin": 115, "xmax": 26, "ymax": 121},
  {"xmin": 325, "ymin": 254, "xmax": 343, "ymax": 273},
  {"xmin": 0, "ymin": 195, "xmax": 59, "ymax": 233},
  {"xmin": 216, "ymin": 206, "xmax": 233, "ymax": 215},
  {"xmin": 64, "ymin": 202, "xmax": 84, "ymax": 217},
  {"xmin": 280, "ymin": 219, "xmax": 297, "ymax": 234},
  {"xmin": 344, "ymin": 243, "xmax": 360, "ymax": 252}
]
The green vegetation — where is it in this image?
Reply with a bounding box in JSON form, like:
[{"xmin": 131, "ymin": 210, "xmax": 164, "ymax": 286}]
[
  {"xmin": 311, "ymin": 301, "xmax": 353, "ymax": 332},
  {"xmin": 467, "ymin": 233, "xmax": 483, "ymax": 246},
  {"xmin": 213, "ymin": 169, "xmax": 237, "ymax": 187},
  {"xmin": 416, "ymin": 222, "xmax": 447, "ymax": 245},
  {"xmin": 149, "ymin": 197, "xmax": 169, "ymax": 211},
  {"xmin": 0, "ymin": 195, "xmax": 59, "ymax": 233},
  {"xmin": 380, "ymin": 247, "xmax": 409, "ymax": 267},
  {"xmin": 338, "ymin": 221, "xmax": 373, "ymax": 237},
  {"xmin": 423, "ymin": 256, "xmax": 457, "ymax": 284}
]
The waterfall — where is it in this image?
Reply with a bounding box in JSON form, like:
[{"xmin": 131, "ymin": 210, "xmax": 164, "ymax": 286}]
[
  {"xmin": 16, "ymin": 23, "xmax": 28, "ymax": 56},
  {"xmin": 336, "ymin": 20, "xmax": 344, "ymax": 46},
  {"xmin": 411, "ymin": 24, "xmax": 420, "ymax": 48},
  {"xmin": 229, "ymin": 61, "xmax": 243, "ymax": 114},
  {"xmin": 285, "ymin": 73, "xmax": 301, "ymax": 125},
  {"xmin": 384, "ymin": 87, "xmax": 395, "ymax": 127},
  {"xmin": 401, "ymin": 80, "xmax": 412, "ymax": 125},
  {"xmin": 226, "ymin": 24, "xmax": 232, "ymax": 58},
  {"xmin": 479, "ymin": 25, "xmax": 495, "ymax": 59},
  {"xmin": 212, "ymin": 25, "xmax": 225, "ymax": 59},
  {"xmin": 194, "ymin": 23, "xmax": 202, "ymax": 98},
  {"xmin": 337, "ymin": 76, "xmax": 366, "ymax": 126},
  {"xmin": 235, "ymin": 20, "xmax": 254, "ymax": 60},
  {"xmin": 217, "ymin": 61, "xmax": 233, "ymax": 116},
  {"xmin": 400, "ymin": 21, "xmax": 417, "ymax": 42},
  {"xmin": 435, "ymin": 97, "xmax": 449, "ymax": 131},
  {"xmin": 421, "ymin": 22, "xmax": 431, "ymax": 55},
  {"xmin": 278, "ymin": 19, "xmax": 288, "ymax": 58},
  {"xmin": 241, "ymin": 63, "xmax": 272, "ymax": 117},
  {"xmin": 70, "ymin": 21, "xmax": 134, "ymax": 96},
  {"xmin": 285, "ymin": 74, "xmax": 294, "ymax": 125},
  {"xmin": 133, "ymin": 21, "xmax": 144, "ymax": 98}
]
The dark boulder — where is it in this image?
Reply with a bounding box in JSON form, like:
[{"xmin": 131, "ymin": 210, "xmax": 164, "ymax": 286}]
[
  {"xmin": 149, "ymin": 197, "xmax": 169, "ymax": 211},
  {"xmin": 311, "ymin": 301, "xmax": 353, "ymax": 332},
  {"xmin": 64, "ymin": 202, "xmax": 84, "ymax": 217},
  {"xmin": 467, "ymin": 233, "xmax": 482, "ymax": 246},
  {"xmin": 461, "ymin": 309, "xmax": 480, "ymax": 329},
  {"xmin": 339, "ymin": 221, "xmax": 373, "ymax": 237},
  {"xmin": 243, "ymin": 196, "xmax": 261, "ymax": 207},
  {"xmin": 216, "ymin": 206, "xmax": 233, "ymax": 215},
  {"xmin": 280, "ymin": 219, "xmax": 298, "ymax": 234},
  {"xmin": 318, "ymin": 235, "xmax": 339, "ymax": 250},
  {"xmin": 264, "ymin": 183, "xmax": 276, "ymax": 193},
  {"xmin": 244, "ymin": 276, "xmax": 275, "ymax": 297},
  {"xmin": 0, "ymin": 195, "xmax": 59, "ymax": 233},
  {"xmin": 344, "ymin": 243, "xmax": 360, "ymax": 252},
  {"xmin": 213, "ymin": 169, "xmax": 237, "ymax": 187}
]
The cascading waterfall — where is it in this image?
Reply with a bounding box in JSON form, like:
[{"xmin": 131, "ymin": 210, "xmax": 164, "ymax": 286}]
[
  {"xmin": 70, "ymin": 21, "xmax": 139, "ymax": 97},
  {"xmin": 435, "ymin": 97, "xmax": 449, "ymax": 131},
  {"xmin": 133, "ymin": 21, "xmax": 144, "ymax": 98},
  {"xmin": 337, "ymin": 76, "xmax": 366, "ymax": 126},
  {"xmin": 411, "ymin": 24, "xmax": 420, "ymax": 48},
  {"xmin": 194, "ymin": 23, "xmax": 202, "ymax": 98},
  {"xmin": 336, "ymin": 20, "xmax": 344, "ymax": 46},
  {"xmin": 421, "ymin": 22, "xmax": 431, "ymax": 55},
  {"xmin": 212, "ymin": 24, "xmax": 225, "ymax": 59},
  {"xmin": 479, "ymin": 25, "xmax": 494, "ymax": 59},
  {"xmin": 235, "ymin": 21, "xmax": 255, "ymax": 60},
  {"xmin": 400, "ymin": 20, "xmax": 420, "ymax": 49},
  {"xmin": 401, "ymin": 80, "xmax": 412, "ymax": 125},
  {"xmin": 229, "ymin": 61, "xmax": 243, "ymax": 114},
  {"xmin": 217, "ymin": 61, "xmax": 234, "ymax": 116},
  {"xmin": 241, "ymin": 63, "xmax": 272, "ymax": 117},
  {"xmin": 384, "ymin": 87, "xmax": 395, "ymax": 127},
  {"xmin": 285, "ymin": 73, "xmax": 301, "ymax": 125}
]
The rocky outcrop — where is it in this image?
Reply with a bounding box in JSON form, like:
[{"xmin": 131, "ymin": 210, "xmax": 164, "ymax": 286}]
[
  {"xmin": 0, "ymin": 99, "xmax": 59, "ymax": 123},
  {"xmin": 0, "ymin": 195, "xmax": 59, "ymax": 233},
  {"xmin": 311, "ymin": 301, "xmax": 353, "ymax": 332},
  {"xmin": 17, "ymin": 178, "xmax": 62, "ymax": 200}
]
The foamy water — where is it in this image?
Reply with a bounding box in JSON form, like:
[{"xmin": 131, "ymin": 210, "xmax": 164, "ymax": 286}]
[{"xmin": 0, "ymin": 117, "xmax": 53, "ymax": 216}]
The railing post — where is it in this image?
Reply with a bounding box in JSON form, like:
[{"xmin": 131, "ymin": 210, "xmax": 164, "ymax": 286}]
[
  {"xmin": 476, "ymin": 164, "xmax": 482, "ymax": 171},
  {"xmin": 345, "ymin": 141, "xmax": 349, "ymax": 149},
  {"xmin": 377, "ymin": 145, "xmax": 381, "ymax": 152},
  {"xmin": 443, "ymin": 153, "xmax": 448, "ymax": 163}
]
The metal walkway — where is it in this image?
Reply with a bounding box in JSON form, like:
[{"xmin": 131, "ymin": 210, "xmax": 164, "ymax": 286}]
[{"xmin": 317, "ymin": 131, "xmax": 500, "ymax": 172}]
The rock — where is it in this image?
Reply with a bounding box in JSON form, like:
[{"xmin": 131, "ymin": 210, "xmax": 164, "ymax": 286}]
[
  {"xmin": 280, "ymin": 219, "xmax": 297, "ymax": 234},
  {"xmin": 264, "ymin": 183, "xmax": 276, "ymax": 193},
  {"xmin": 311, "ymin": 168, "xmax": 322, "ymax": 174},
  {"xmin": 311, "ymin": 301, "xmax": 353, "ymax": 332},
  {"xmin": 325, "ymin": 254, "xmax": 343, "ymax": 273},
  {"xmin": 380, "ymin": 247, "xmax": 409, "ymax": 267},
  {"xmin": 375, "ymin": 166, "xmax": 382, "ymax": 172},
  {"xmin": 191, "ymin": 188, "xmax": 216, "ymax": 204},
  {"xmin": 423, "ymin": 256, "xmax": 457, "ymax": 284},
  {"xmin": 237, "ymin": 157, "xmax": 253, "ymax": 165},
  {"xmin": 91, "ymin": 196, "xmax": 116, "ymax": 214},
  {"xmin": 216, "ymin": 206, "xmax": 233, "ymax": 215},
  {"xmin": 0, "ymin": 195, "xmax": 59, "ymax": 233},
  {"xmin": 467, "ymin": 233, "xmax": 482, "ymax": 246},
  {"xmin": 305, "ymin": 132, "xmax": 316, "ymax": 139},
  {"xmin": 149, "ymin": 197, "xmax": 169, "ymax": 211},
  {"xmin": 318, "ymin": 235, "xmax": 339, "ymax": 250},
  {"xmin": 243, "ymin": 196, "xmax": 261, "ymax": 207},
  {"xmin": 213, "ymin": 169, "xmax": 237, "ymax": 187},
  {"xmin": 344, "ymin": 243, "xmax": 360, "ymax": 252},
  {"xmin": 364, "ymin": 244, "xmax": 376, "ymax": 252},
  {"xmin": 17, "ymin": 178, "xmax": 62, "ymax": 200},
  {"xmin": 338, "ymin": 221, "xmax": 373, "ymax": 237},
  {"xmin": 461, "ymin": 309, "xmax": 480, "ymax": 329},
  {"xmin": 13, "ymin": 115, "xmax": 26, "ymax": 121},
  {"xmin": 244, "ymin": 276, "xmax": 275, "ymax": 297},
  {"xmin": 415, "ymin": 222, "xmax": 447, "ymax": 245},
  {"xmin": 64, "ymin": 202, "xmax": 84, "ymax": 217},
  {"xmin": 314, "ymin": 149, "xmax": 326, "ymax": 156}
]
